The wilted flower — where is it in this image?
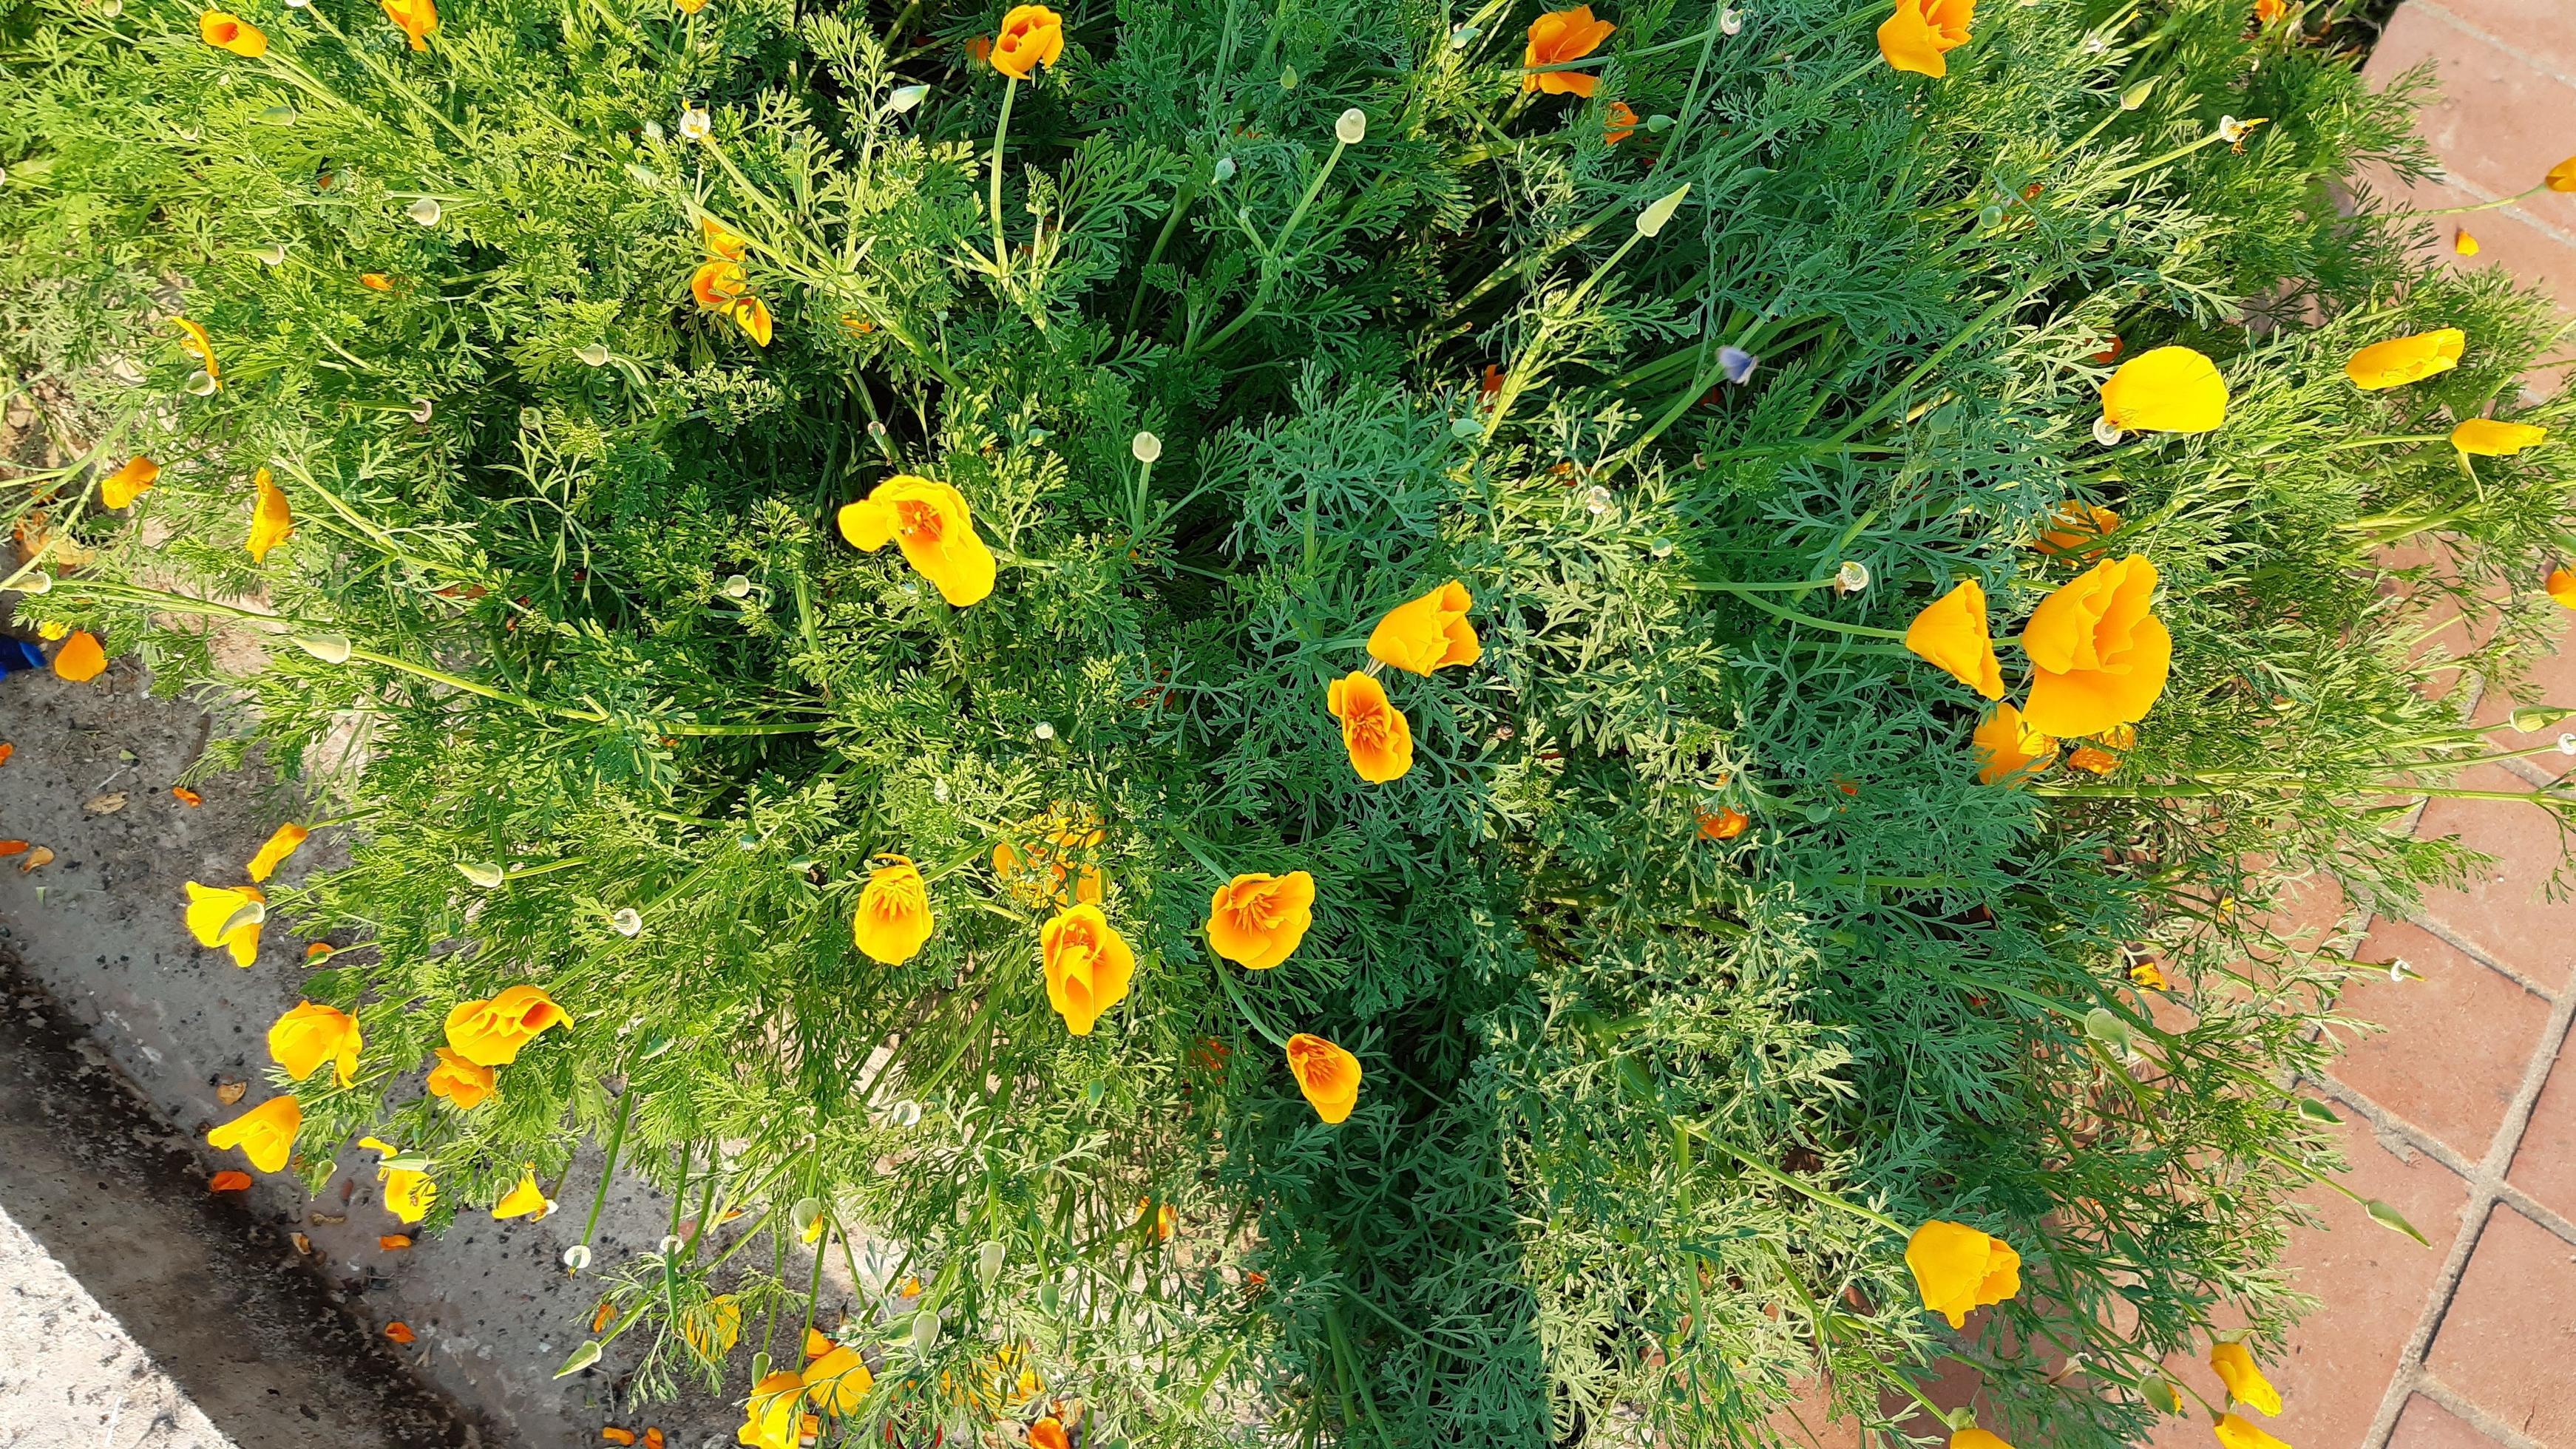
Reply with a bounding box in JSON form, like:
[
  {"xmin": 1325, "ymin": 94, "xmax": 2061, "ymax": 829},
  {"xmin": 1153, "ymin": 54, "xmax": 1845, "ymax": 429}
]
[
  {"xmin": 492, "ymin": 1166, "xmax": 549, "ymax": 1220},
  {"xmin": 737, "ymin": 1371, "xmax": 804, "ymax": 1449},
  {"xmin": 2019, "ymin": 556, "xmax": 2171, "ymax": 737},
  {"xmin": 268, "ymin": 1002, "xmax": 362, "ymax": 1086},
  {"xmin": 425, "ymin": 1047, "xmax": 498, "ymax": 1109},
  {"xmin": 101, "ymin": 456, "xmax": 159, "ymax": 509},
  {"xmin": 185, "ymin": 881, "xmax": 268, "ymax": 966},
  {"xmin": 1603, "ymin": 101, "xmax": 1638, "ymax": 144},
  {"xmin": 682, "ymin": 1294, "xmax": 743, "ymax": 1359},
  {"xmin": 2101, "ymin": 346, "xmax": 2228, "ymax": 433},
  {"xmin": 1326, "ymin": 671, "xmax": 1414, "ymax": 782},
  {"xmin": 677, "ymin": 106, "xmax": 711, "ymax": 141},
  {"xmin": 174, "ymin": 317, "xmax": 220, "ymax": 384},
  {"xmin": 248, "ymin": 466, "xmax": 295, "ymax": 562},
  {"xmin": 52, "ymin": 630, "xmax": 108, "ymax": 682},
  {"xmin": 1695, "ymin": 807, "xmax": 1749, "ymax": 840},
  {"xmin": 246, "ymin": 821, "xmax": 309, "ymax": 883},
  {"xmin": 2210, "ymin": 1342, "xmax": 2282, "ymax": 1415},
  {"xmin": 208, "ymin": 1096, "xmax": 301, "ymax": 1173},
  {"xmin": 1286, "ymin": 1033, "xmax": 1362, "ymax": 1123},
  {"xmin": 1877, "ymin": 0, "xmax": 1972, "ymax": 78},
  {"xmin": 989, "ymin": 4, "xmax": 1065, "ymax": 78},
  {"xmin": 1905, "ymin": 1219, "xmax": 2020, "ymax": 1327},
  {"xmin": 379, "ymin": 0, "xmax": 435, "ymax": 50},
  {"xmin": 444, "ymin": 984, "xmax": 572, "ymax": 1066},
  {"xmin": 1972, "ymin": 704, "xmax": 2056, "ymax": 786},
  {"xmin": 838, "ymin": 475, "xmax": 999, "ymax": 607},
  {"xmin": 804, "ymin": 1344, "xmax": 875, "ymax": 1414},
  {"xmin": 1905, "ymin": 580, "xmax": 2004, "ymax": 700},
  {"xmin": 2345, "ymin": 328, "xmax": 2464, "ymax": 390},
  {"xmin": 852, "ymin": 855, "xmax": 935, "ymax": 964},
  {"xmin": 1366, "ymin": 580, "xmax": 1479, "ymax": 674},
  {"xmin": 361, "ymin": 1137, "xmax": 437, "ymax": 1223},
  {"xmin": 198, "ymin": 10, "xmax": 268, "ymax": 55},
  {"xmin": 1523, "ymin": 6, "xmax": 1615, "ymax": 96},
  {"xmin": 2212, "ymin": 1414, "xmax": 2291, "ymax": 1449},
  {"xmin": 1206, "ymin": 871, "xmax": 1317, "ymax": 970},
  {"xmin": 1040, "ymin": 903, "xmax": 1135, "ymax": 1035}
]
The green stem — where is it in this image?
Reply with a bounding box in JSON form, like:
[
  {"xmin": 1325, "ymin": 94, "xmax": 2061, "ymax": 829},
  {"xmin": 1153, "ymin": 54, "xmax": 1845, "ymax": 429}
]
[
  {"xmin": 2402, "ymin": 182, "xmax": 2549, "ymax": 218},
  {"xmin": 575, "ymin": 1089, "xmax": 637, "ymax": 1268},
  {"xmin": 1215, "ymin": 962, "xmax": 1292, "ymax": 1049},
  {"xmin": 990, "ymin": 76, "xmax": 1019, "ymax": 288}
]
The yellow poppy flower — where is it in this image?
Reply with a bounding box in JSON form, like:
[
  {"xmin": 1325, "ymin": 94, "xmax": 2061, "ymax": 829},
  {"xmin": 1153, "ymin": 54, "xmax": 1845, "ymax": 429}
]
[
  {"xmin": 1206, "ymin": 870, "xmax": 1316, "ymax": 970},
  {"xmin": 1366, "ymin": 580, "xmax": 1480, "ymax": 674},
  {"xmin": 246, "ymin": 822, "xmax": 309, "ymax": 883},
  {"xmin": 2345, "ymin": 328, "xmax": 2464, "ymax": 390},
  {"xmin": 1286, "ymin": 1033, "xmax": 1361, "ymax": 1124},
  {"xmin": 2548, "ymin": 567, "xmax": 2576, "ymax": 610},
  {"xmin": 174, "ymin": 316, "xmax": 221, "ymax": 381},
  {"xmin": 492, "ymin": 1166, "xmax": 549, "ymax": 1220},
  {"xmin": 992, "ymin": 806, "xmax": 1106, "ymax": 907},
  {"xmin": 361, "ymin": 1138, "xmax": 438, "ymax": 1224},
  {"xmin": 1951, "ymin": 1431, "xmax": 2013, "ymax": 1449},
  {"xmin": 989, "ymin": 4, "xmax": 1065, "ymax": 78},
  {"xmin": 2101, "ymin": 346, "xmax": 2228, "ymax": 434},
  {"xmin": 683, "ymin": 1294, "xmax": 743, "ymax": 1360},
  {"xmin": 1877, "ymin": 0, "xmax": 1973, "ymax": 78},
  {"xmin": 425, "ymin": 1047, "xmax": 498, "ymax": 1109},
  {"xmin": 699, "ymin": 218, "xmax": 748, "ymax": 260},
  {"xmin": 1523, "ymin": 6, "xmax": 1615, "ymax": 96},
  {"xmin": 268, "ymin": 1002, "xmax": 362, "ymax": 1086},
  {"xmin": 2253, "ymin": 0, "xmax": 2283, "ymax": 21},
  {"xmin": 1325, "ymin": 671, "xmax": 1413, "ymax": 783},
  {"xmin": 198, "ymin": 10, "xmax": 268, "ymax": 56},
  {"xmin": 1971, "ymin": 703, "xmax": 2056, "ymax": 786},
  {"xmin": 52, "ymin": 630, "xmax": 109, "ymax": 683},
  {"xmin": 2019, "ymin": 556, "xmax": 2171, "ymax": 738},
  {"xmin": 2213, "ymin": 1414, "xmax": 2292, "ymax": 1449},
  {"xmin": 207, "ymin": 1095, "xmax": 301, "ymax": 1173},
  {"xmin": 691, "ymin": 260, "xmax": 748, "ymax": 310},
  {"xmin": 380, "ymin": 0, "xmax": 435, "ymax": 50},
  {"xmin": 1905, "ymin": 1219, "xmax": 2021, "ymax": 1328},
  {"xmin": 804, "ymin": 1344, "xmax": 875, "ymax": 1414},
  {"xmin": 1904, "ymin": 580, "xmax": 2004, "ymax": 700},
  {"xmin": 736, "ymin": 1369, "xmax": 804, "ymax": 1449},
  {"xmin": 2453, "ymin": 229, "xmax": 2479, "ymax": 257},
  {"xmin": 2451, "ymin": 418, "xmax": 2546, "ymax": 456},
  {"xmin": 101, "ymin": 456, "xmax": 160, "ymax": 509},
  {"xmin": 2036, "ymin": 500, "xmax": 2118, "ymax": 557},
  {"xmin": 248, "ymin": 466, "xmax": 295, "ymax": 562},
  {"xmin": 837, "ymin": 475, "xmax": 998, "ymax": 607},
  {"xmin": 2210, "ymin": 1341, "xmax": 2282, "ymax": 1416},
  {"xmin": 730, "ymin": 296, "xmax": 773, "ymax": 346},
  {"xmin": 184, "ymin": 880, "xmax": 268, "ymax": 967},
  {"xmin": 852, "ymin": 855, "xmax": 935, "ymax": 964},
  {"xmin": 443, "ymin": 983, "xmax": 572, "ymax": 1066},
  {"xmin": 1040, "ymin": 903, "xmax": 1135, "ymax": 1036},
  {"xmin": 2550, "ymin": 155, "xmax": 2576, "ymax": 192}
]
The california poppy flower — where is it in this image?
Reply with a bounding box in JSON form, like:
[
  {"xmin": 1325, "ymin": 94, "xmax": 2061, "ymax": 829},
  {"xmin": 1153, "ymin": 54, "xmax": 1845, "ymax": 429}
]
[
  {"xmin": 1604, "ymin": 101, "xmax": 1638, "ymax": 144},
  {"xmin": 2210, "ymin": 1342, "xmax": 2282, "ymax": 1415},
  {"xmin": 1970, "ymin": 705, "xmax": 2055, "ymax": 785},
  {"xmin": 384, "ymin": 1321, "xmax": 416, "ymax": 1344},
  {"xmin": 838, "ymin": 475, "xmax": 999, "ymax": 607},
  {"xmin": 2129, "ymin": 957, "xmax": 2168, "ymax": 988},
  {"xmin": 852, "ymin": 855, "xmax": 935, "ymax": 964},
  {"xmin": 2036, "ymin": 500, "xmax": 2119, "ymax": 556},
  {"xmin": 268, "ymin": 1002, "xmax": 362, "ymax": 1086},
  {"xmin": 737, "ymin": 1370, "xmax": 804, "ymax": 1449},
  {"xmin": 198, "ymin": 10, "xmax": 268, "ymax": 55},
  {"xmin": 1206, "ymin": 870, "xmax": 1316, "ymax": 970},
  {"xmin": 380, "ymin": 0, "xmax": 435, "ymax": 49},
  {"xmin": 425, "ymin": 1047, "xmax": 498, "ymax": 1109},
  {"xmin": 1951, "ymin": 1431, "xmax": 2012, "ymax": 1449},
  {"xmin": 185, "ymin": 880, "xmax": 268, "ymax": 966},
  {"xmin": 2213, "ymin": 1414, "xmax": 2291, "ymax": 1449},
  {"xmin": 689, "ymin": 260, "xmax": 747, "ymax": 313},
  {"xmin": 2019, "ymin": 557, "xmax": 2170, "ymax": 738},
  {"xmin": 700, "ymin": 217, "xmax": 749, "ymax": 259},
  {"xmin": 1040, "ymin": 903, "xmax": 1134, "ymax": 1035},
  {"xmin": 208, "ymin": 1096, "xmax": 301, "ymax": 1173},
  {"xmin": 730, "ymin": 296, "xmax": 773, "ymax": 347},
  {"xmin": 209, "ymin": 1170, "xmax": 254, "ymax": 1192},
  {"xmin": 2454, "ymin": 229, "xmax": 2479, "ymax": 257},
  {"xmin": 248, "ymin": 466, "xmax": 295, "ymax": 562},
  {"xmin": 173, "ymin": 786, "xmax": 204, "ymax": 806},
  {"xmin": 1696, "ymin": 807, "xmax": 1749, "ymax": 840},
  {"xmin": 246, "ymin": 822, "xmax": 309, "ymax": 883},
  {"xmin": 1366, "ymin": 580, "xmax": 1480, "ymax": 674},
  {"xmin": 52, "ymin": 630, "xmax": 108, "ymax": 683},
  {"xmin": 2101, "ymin": 346, "xmax": 2227, "ymax": 433},
  {"xmin": 804, "ymin": 1344, "xmax": 875, "ymax": 1414},
  {"xmin": 1285, "ymin": 1032, "xmax": 1361, "ymax": 1123},
  {"xmin": 2252, "ymin": 0, "xmax": 2283, "ymax": 21},
  {"xmin": 2547, "ymin": 567, "xmax": 2576, "ymax": 609},
  {"xmin": 1877, "ymin": 0, "xmax": 1973, "ymax": 77},
  {"xmin": 1523, "ymin": 6, "xmax": 1615, "ymax": 95},
  {"xmin": 989, "ymin": 4, "xmax": 1064, "ymax": 78},
  {"xmin": 2451, "ymin": 418, "xmax": 2545, "ymax": 456},
  {"xmin": 682, "ymin": 1294, "xmax": 743, "ymax": 1359},
  {"xmin": 2065, "ymin": 744, "xmax": 2118, "ymax": 774},
  {"xmin": 174, "ymin": 317, "xmax": 221, "ymax": 383},
  {"xmin": 2550, "ymin": 156, "xmax": 2576, "ymax": 192},
  {"xmin": 361, "ymin": 1136, "xmax": 437, "ymax": 1223},
  {"xmin": 492, "ymin": 1166, "xmax": 549, "ymax": 1219},
  {"xmin": 1905, "ymin": 1219, "xmax": 2020, "ymax": 1327},
  {"xmin": 1905, "ymin": 580, "xmax": 2004, "ymax": 700},
  {"xmin": 1028, "ymin": 1417, "xmax": 1071, "ymax": 1449},
  {"xmin": 443, "ymin": 983, "xmax": 572, "ymax": 1066},
  {"xmin": 2345, "ymin": 329, "xmax": 2464, "ymax": 390},
  {"xmin": 992, "ymin": 805, "xmax": 1106, "ymax": 907},
  {"xmin": 359, "ymin": 272, "xmax": 395, "ymax": 291},
  {"xmin": 1326, "ymin": 671, "xmax": 1413, "ymax": 783},
  {"xmin": 101, "ymin": 456, "xmax": 159, "ymax": 509}
]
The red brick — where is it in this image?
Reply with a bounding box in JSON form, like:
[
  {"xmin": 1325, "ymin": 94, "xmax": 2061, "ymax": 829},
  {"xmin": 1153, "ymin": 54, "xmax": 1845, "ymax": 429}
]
[
  {"xmin": 2472, "ymin": 616, "xmax": 2576, "ymax": 781},
  {"xmin": 2390, "ymin": 1392, "xmax": 2513, "ymax": 1449},
  {"xmin": 2399, "ymin": 0, "xmax": 2576, "ymax": 120},
  {"xmin": 2426, "ymin": 1207, "xmax": 2576, "ymax": 1446},
  {"xmin": 2363, "ymin": 5, "xmax": 2576, "ymax": 220},
  {"xmin": 2409, "ymin": 765, "xmax": 2576, "ymax": 990},
  {"xmin": 1770, "ymin": 1377, "xmax": 1863, "ymax": 1449},
  {"xmin": 2506, "ymin": 1044, "xmax": 2576, "ymax": 1223},
  {"xmin": 2338, "ymin": 918, "xmax": 2552, "ymax": 1156},
  {"xmin": 2150, "ymin": 1106, "xmax": 2468, "ymax": 1449}
]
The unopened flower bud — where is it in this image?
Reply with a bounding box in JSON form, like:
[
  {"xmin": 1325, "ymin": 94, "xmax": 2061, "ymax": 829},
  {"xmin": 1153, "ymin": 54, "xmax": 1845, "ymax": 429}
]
[
  {"xmin": 576, "ymin": 342, "xmax": 611, "ymax": 366},
  {"xmin": 888, "ymin": 84, "xmax": 928, "ymax": 113},
  {"xmin": 404, "ymin": 197, "xmax": 441, "ymax": 226},
  {"xmin": 292, "ymin": 633, "xmax": 353, "ymax": 664},
  {"xmin": 1211, "ymin": 156, "xmax": 1236, "ymax": 183},
  {"xmin": 1131, "ymin": 431, "xmax": 1162, "ymax": 464},
  {"xmin": 1335, "ymin": 108, "xmax": 1366, "ymax": 144},
  {"xmin": 457, "ymin": 861, "xmax": 505, "ymax": 888},
  {"xmin": 609, "ymin": 907, "xmax": 643, "ymax": 937},
  {"xmin": 1635, "ymin": 183, "xmax": 1689, "ymax": 237}
]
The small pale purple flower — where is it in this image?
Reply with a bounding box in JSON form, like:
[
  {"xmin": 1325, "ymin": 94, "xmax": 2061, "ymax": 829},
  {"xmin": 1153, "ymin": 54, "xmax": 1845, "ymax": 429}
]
[{"xmin": 1718, "ymin": 346, "xmax": 1758, "ymax": 384}]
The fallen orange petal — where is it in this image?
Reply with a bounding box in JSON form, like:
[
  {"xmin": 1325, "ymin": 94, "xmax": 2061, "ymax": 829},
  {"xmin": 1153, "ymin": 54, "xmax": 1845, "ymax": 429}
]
[
  {"xmin": 18, "ymin": 846, "xmax": 55, "ymax": 873},
  {"xmin": 644, "ymin": 1431, "xmax": 665, "ymax": 1449},
  {"xmin": 380, "ymin": 1235, "xmax": 413, "ymax": 1250},
  {"xmin": 0, "ymin": 742, "xmax": 13, "ymax": 766},
  {"xmin": 601, "ymin": 1431, "xmax": 637, "ymax": 1446},
  {"xmin": 0, "ymin": 841, "xmax": 27, "ymax": 856},
  {"xmin": 385, "ymin": 1322, "xmax": 416, "ymax": 1344},
  {"xmin": 172, "ymin": 786, "xmax": 204, "ymax": 806},
  {"xmin": 305, "ymin": 942, "xmax": 336, "ymax": 960},
  {"xmin": 209, "ymin": 1170, "xmax": 254, "ymax": 1192}
]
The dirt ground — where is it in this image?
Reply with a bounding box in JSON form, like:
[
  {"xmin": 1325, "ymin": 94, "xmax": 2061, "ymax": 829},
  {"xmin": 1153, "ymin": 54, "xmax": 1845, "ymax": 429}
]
[{"xmin": 0, "ymin": 659, "xmax": 791, "ymax": 1448}]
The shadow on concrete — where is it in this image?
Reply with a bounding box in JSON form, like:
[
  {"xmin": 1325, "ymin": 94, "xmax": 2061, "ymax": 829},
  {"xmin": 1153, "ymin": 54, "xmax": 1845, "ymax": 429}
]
[{"xmin": 0, "ymin": 949, "xmax": 482, "ymax": 1448}]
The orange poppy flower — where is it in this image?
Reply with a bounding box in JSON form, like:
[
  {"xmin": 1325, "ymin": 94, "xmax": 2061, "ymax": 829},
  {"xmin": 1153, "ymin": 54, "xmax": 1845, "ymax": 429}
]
[
  {"xmin": 443, "ymin": 984, "xmax": 572, "ymax": 1066},
  {"xmin": 184, "ymin": 881, "xmax": 268, "ymax": 966},
  {"xmin": 198, "ymin": 10, "xmax": 268, "ymax": 55},
  {"xmin": 989, "ymin": 4, "xmax": 1064, "ymax": 79},
  {"xmin": 2452, "ymin": 418, "xmax": 2545, "ymax": 456},
  {"xmin": 1904, "ymin": 580, "xmax": 2004, "ymax": 699},
  {"xmin": 174, "ymin": 316, "xmax": 221, "ymax": 381},
  {"xmin": 426, "ymin": 1048, "xmax": 498, "ymax": 1109},
  {"xmin": 1366, "ymin": 580, "xmax": 1480, "ymax": 674},
  {"xmin": 852, "ymin": 855, "xmax": 935, "ymax": 964},
  {"xmin": 2213, "ymin": 1415, "xmax": 2291, "ymax": 1449},
  {"xmin": 2546, "ymin": 567, "xmax": 2576, "ymax": 609},
  {"xmin": 385, "ymin": 1322, "xmax": 416, "ymax": 1345},
  {"xmin": 1971, "ymin": 703, "xmax": 2055, "ymax": 787},
  {"xmin": 689, "ymin": 260, "xmax": 748, "ymax": 310},
  {"xmin": 359, "ymin": 272, "xmax": 396, "ymax": 291},
  {"xmin": 700, "ymin": 217, "xmax": 749, "ymax": 259},
  {"xmin": 2252, "ymin": 0, "xmax": 2283, "ymax": 21},
  {"xmin": 209, "ymin": 1170, "xmax": 254, "ymax": 1192},
  {"xmin": 1285, "ymin": 1033, "xmax": 1361, "ymax": 1123},
  {"xmin": 2210, "ymin": 1341, "xmax": 2282, "ymax": 1416},
  {"xmin": 101, "ymin": 456, "xmax": 160, "ymax": 509},
  {"xmin": 1028, "ymin": 1419, "xmax": 1071, "ymax": 1449},
  {"xmin": 172, "ymin": 786, "xmax": 204, "ymax": 806},
  {"xmin": 268, "ymin": 1002, "xmax": 363, "ymax": 1086},
  {"xmin": 1325, "ymin": 671, "xmax": 1413, "ymax": 782},
  {"xmin": 52, "ymin": 630, "xmax": 109, "ymax": 682},
  {"xmin": 2549, "ymin": 156, "xmax": 2576, "ymax": 192},
  {"xmin": 1695, "ymin": 807, "xmax": 1749, "ymax": 840},
  {"xmin": 1040, "ymin": 903, "xmax": 1134, "ymax": 1035},
  {"xmin": 207, "ymin": 1095, "xmax": 302, "ymax": 1173},
  {"xmin": 247, "ymin": 822, "xmax": 310, "ymax": 882},
  {"xmin": 730, "ymin": 296, "xmax": 773, "ymax": 347},
  {"xmin": 492, "ymin": 1166, "xmax": 549, "ymax": 1220},
  {"xmin": 1205, "ymin": 871, "xmax": 1316, "ymax": 970},
  {"xmin": 2101, "ymin": 346, "xmax": 2227, "ymax": 433},
  {"xmin": 1905, "ymin": 1219, "xmax": 2019, "ymax": 1327},
  {"xmin": 2019, "ymin": 557, "xmax": 2170, "ymax": 737},
  {"xmin": 380, "ymin": 0, "xmax": 435, "ymax": 48},
  {"xmin": 1877, "ymin": 0, "xmax": 1973, "ymax": 78},
  {"xmin": 2036, "ymin": 501, "xmax": 2119, "ymax": 556},
  {"xmin": 1604, "ymin": 101, "xmax": 1638, "ymax": 144},
  {"xmin": 838, "ymin": 475, "xmax": 998, "ymax": 607},
  {"xmin": 248, "ymin": 466, "xmax": 295, "ymax": 562},
  {"xmin": 1523, "ymin": 6, "xmax": 1615, "ymax": 95},
  {"xmin": 804, "ymin": 1344, "xmax": 875, "ymax": 1414}
]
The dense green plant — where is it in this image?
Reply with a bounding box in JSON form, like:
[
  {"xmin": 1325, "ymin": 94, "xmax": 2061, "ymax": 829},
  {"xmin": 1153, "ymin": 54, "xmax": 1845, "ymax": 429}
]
[{"xmin": 6, "ymin": 0, "xmax": 2574, "ymax": 1443}]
